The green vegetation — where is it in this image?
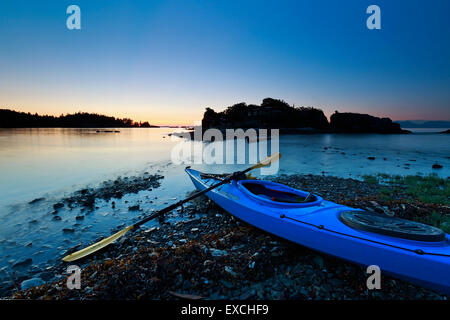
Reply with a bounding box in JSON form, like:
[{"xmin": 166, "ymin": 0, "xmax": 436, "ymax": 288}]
[
  {"xmin": 415, "ymin": 211, "xmax": 450, "ymax": 234},
  {"xmin": 361, "ymin": 173, "xmax": 449, "ymax": 205},
  {"xmin": 378, "ymin": 187, "xmax": 395, "ymax": 202},
  {"xmin": 361, "ymin": 173, "xmax": 450, "ymax": 232},
  {"xmin": 361, "ymin": 175, "xmax": 378, "ymax": 185}
]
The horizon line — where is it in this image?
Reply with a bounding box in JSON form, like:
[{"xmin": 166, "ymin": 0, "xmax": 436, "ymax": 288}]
[{"xmin": 2, "ymin": 107, "xmax": 449, "ymax": 127}]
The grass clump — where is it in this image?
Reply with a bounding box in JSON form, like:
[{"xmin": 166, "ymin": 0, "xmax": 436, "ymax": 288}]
[
  {"xmin": 415, "ymin": 211, "xmax": 450, "ymax": 233},
  {"xmin": 378, "ymin": 187, "xmax": 394, "ymax": 201},
  {"xmin": 361, "ymin": 175, "xmax": 378, "ymax": 184},
  {"xmin": 361, "ymin": 173, "xmax": 449, "ymax": 205},
  {"xmin": 395, "ymin": 174, "xmax": 449, "ymax": 205}
]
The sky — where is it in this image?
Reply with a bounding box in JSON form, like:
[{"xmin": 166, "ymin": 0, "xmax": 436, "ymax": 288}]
[{"xmin": 0, "ymin": 0, "xmax": 449, "ymax": 125}]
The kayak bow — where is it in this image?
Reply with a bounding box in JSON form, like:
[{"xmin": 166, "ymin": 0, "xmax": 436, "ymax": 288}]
[{"xmin": 186, "ymin": 168, "xmax": 450, "ymax": 295}]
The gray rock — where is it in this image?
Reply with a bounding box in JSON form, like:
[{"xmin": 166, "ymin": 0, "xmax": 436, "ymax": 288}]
[
  {"xmin": 53, "ymin": 202, "xmax": 64, "ymax": 210},
  {"xmin": 29, "ymin": 198, "xmax": 45, "ymax": 204},
  {"xmin": 21, "ymin": 277, "xmax": 44, "ymax": 290},
  {"xmin": 210, "ymin": 248, "xmax": 228, "ymax": 257},
  {"xmin": 224, "ymin": 266, "xmax": 237, "ymax": 277},
  {"xmin": 13, "ymin": 258, "xmax": 32, "ymax": 268}
]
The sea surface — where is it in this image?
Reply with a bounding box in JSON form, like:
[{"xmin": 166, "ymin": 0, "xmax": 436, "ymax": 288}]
[{"xmin": 0, "ymin": 128, "xmax": 449, "ymax": 282}]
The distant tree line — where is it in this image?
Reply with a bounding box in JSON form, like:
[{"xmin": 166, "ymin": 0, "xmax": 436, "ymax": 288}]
[{"xmin": 0, "ymin": 109, "xmax": 158, "ymax": 128}]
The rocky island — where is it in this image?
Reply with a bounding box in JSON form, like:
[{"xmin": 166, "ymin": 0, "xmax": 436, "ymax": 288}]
[
  {"xmin": 201, "ymin": 98, "xmax": 410, "ymax": 134},
  {"xmin": 330, "ymin": 112, "xmax": 410, "ymax": 134}
]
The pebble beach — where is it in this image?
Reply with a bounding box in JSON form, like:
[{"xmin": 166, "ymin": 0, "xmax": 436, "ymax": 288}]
[{"xmin": 6, "ymin": 173, "xmax": 449, "ymax": 300}]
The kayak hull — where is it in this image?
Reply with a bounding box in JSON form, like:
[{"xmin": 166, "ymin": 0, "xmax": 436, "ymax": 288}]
[{"xmin": 186, "ymin": 168, "xmax": 450, "ymax": 295}]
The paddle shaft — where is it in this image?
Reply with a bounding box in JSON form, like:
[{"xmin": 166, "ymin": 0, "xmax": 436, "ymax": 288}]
[
  {"xmin": 62, "ymin": 153, "xmax": 280, "ymax": 262},
  {"xmin": 133, "ymin": 167, "xmax": 252, "ymax": 228}
]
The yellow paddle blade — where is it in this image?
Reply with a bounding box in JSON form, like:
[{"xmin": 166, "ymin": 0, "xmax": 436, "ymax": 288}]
[
  {"xmin": 62, "ymin": 225, "xmax": 134, "ymax": 262},
  {"xmin": 250, "ymin": 152, "xmax": 281, "ymax": 170}
]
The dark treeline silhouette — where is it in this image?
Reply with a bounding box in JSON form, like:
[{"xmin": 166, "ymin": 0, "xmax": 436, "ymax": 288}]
[
  {"xmin": 0, "ymin": 109, "xmax": 158, "ymax": 128},
  {"xmin": 202, "ymin": 98, "xmax": 329, "ymax": 132},
  {"xmin": 202, "ymin": 98, "xmax": 409, "ymax": 134}
]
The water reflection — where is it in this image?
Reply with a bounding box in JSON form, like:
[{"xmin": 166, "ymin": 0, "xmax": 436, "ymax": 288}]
[{"xmin": 0, "ymin": 128, "xmax": 448, "ymax": 274}]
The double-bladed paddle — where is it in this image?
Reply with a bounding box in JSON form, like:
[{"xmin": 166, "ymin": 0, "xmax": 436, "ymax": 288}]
[{"xmin": 62, "ymin": 152, "xmax": 281, "ymax": 262}]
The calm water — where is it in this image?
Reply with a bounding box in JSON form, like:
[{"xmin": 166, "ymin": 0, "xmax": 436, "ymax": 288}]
[{"xmin": 0, "ymin": 128, "xmax": 449, "ymax": 281}]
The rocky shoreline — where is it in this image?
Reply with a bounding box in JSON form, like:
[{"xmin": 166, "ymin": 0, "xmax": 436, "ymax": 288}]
[
  {"xmin": 0, "ymin": 173, "xmax": 165, "ymax": 296},
  {"xmin": 4, "ymin": 174, "xmax": 450, "ymax": 300}
]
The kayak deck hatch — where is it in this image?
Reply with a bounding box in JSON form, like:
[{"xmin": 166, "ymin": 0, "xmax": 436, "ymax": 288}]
[{"xmin": 339, "ymin": 210, "xmax": 446, "ymax": 242}]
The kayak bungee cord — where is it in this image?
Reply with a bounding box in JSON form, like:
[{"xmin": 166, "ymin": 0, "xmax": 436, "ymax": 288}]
[
  {"xmin": 281, "ymin": 215, "xmax": 450, "ymax": 257},
  {"xmin": 199, "ymin": 173, "xmax": 449, "ymax": 257}
]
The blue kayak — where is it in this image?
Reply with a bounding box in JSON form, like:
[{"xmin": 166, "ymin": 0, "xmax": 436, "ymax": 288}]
[{"xmin": 186, "ymin": 168, "xmax": 450, "ymax": 295}]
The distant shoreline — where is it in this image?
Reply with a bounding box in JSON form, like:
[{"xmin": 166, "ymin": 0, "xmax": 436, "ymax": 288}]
[
  {"xmin": 395, "ymin": 120, "xmax": 450, "ymax": 129},
  {"xmin": 0, "ymin": 127, "xmax": 162, "ymax": 129},
  {"xmin": 0, "ymin": 109, "xmax": 159, "ymax": 128}
]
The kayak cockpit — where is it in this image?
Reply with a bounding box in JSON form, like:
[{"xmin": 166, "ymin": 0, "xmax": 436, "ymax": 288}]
[{"xmin": 237, "ymin": 180, "xmax": 322, "ymax": 208}]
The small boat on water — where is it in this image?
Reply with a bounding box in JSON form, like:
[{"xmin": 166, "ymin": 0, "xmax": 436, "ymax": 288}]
[{"xmin": 186, "ymin": 167, "xmax": 450, "ymax": 295}]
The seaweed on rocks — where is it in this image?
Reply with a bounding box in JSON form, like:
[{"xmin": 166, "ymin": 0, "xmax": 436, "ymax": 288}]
[{"xmin": 62, "ymin": 174, "xmax": 164, "ymax": 208}]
